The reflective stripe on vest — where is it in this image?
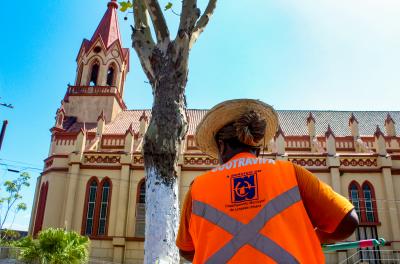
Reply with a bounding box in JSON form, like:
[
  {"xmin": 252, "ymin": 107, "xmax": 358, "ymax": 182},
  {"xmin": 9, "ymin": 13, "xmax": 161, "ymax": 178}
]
[{"xmin": 192, "ymin": 186, "xmax": 301, "ymax": 264}]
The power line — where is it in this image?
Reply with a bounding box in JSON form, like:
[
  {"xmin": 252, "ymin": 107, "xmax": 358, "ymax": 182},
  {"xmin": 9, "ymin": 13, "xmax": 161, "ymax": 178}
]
[{"xmin": 0, "ymin": 158, "xmax": 42, "ymax": 168}]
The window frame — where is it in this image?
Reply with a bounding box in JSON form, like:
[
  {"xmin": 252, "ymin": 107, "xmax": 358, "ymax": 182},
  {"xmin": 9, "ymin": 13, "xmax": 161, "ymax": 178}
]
[
  {"xmin": 81, "ymin": 177, "xmax": 112, "ymax": 238},
  {"xmin": 361, "ymin": 181, "xmax": 379, "ymax": 224},
  {"xmin": 135, "ymin": 179, "xmax": 146, "ymax": 238},
  {"xmin": 88, "ymin": 60, "xmax": 100, "ymax": 86},
  {"xmin": 106, "ymin": 64, "xmax": 116, "ymax": 86},
  {"xmin": 349, "ymin": 181, "xmax": 363, "ymax": 221},
  {"xmin": 97, "ymin": 178, "xmax": 112, "ymax": 236},
  {"xmin": 349, "ymin": 180, "xmax": 379, "ymax": 225}
]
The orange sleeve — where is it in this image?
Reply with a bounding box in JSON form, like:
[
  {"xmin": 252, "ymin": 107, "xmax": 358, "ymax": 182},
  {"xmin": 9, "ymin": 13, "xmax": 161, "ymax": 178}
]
[
  {"xmin": 176, "ymin": 187, "xmax": 195, "ymax": 251},
  {"xmin": 294, "ymin": 164, "xmax": 354, "ymax": 233}
]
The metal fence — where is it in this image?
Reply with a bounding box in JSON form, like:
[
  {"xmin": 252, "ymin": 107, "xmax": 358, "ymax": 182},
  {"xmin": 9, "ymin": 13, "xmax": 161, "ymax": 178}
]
[
  {"xmin": 0, "ymin": 247, "xmax": 122, "ymax": 264},
  {"xmin": 0, "ymin": 247, "xmax": 22, "ymax": 264},
  {"xmin": 340, "ymin": 250, "xmax": 400, "ymax": 264},
  {"xmin": 87, "ymin": 259, "xmax": 121, "ymax": 264}
]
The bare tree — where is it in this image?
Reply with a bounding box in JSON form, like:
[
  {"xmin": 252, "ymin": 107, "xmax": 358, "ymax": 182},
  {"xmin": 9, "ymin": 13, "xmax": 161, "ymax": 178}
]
[{"xmin": 121, "ymin": 0, "xmax": 217, "ymax": 262}]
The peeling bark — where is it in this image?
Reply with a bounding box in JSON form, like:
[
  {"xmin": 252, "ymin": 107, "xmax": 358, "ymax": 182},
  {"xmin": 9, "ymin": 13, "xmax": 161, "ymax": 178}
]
[{"xmin": 143, "ymin": 45, "xmax": 188, "ymax": 186}]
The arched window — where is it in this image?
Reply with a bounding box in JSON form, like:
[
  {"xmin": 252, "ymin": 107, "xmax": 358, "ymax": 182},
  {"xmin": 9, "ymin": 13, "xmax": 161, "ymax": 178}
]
[
  {"xmin": 83, "ymin": 178, "xmax": 98, "ymax": 235},
  {"xmin": 33, "ymin": 181, "xmax": 49, "ymax": 236},
  {"xmin": 89, "ymin": 61, "xmax": 100, "ymax": 86},
  {"xmin": 106, "ymin": 65, "xmax": 115, "ymax": 86},
  {"xmin": 135, "ymin": 179, "xmax": 146, "ymax": 237},
  {"xmin": 362, "ymin": 182, "xmax": 378, "ymax": 223},
  {"xmin": 76, "ymin": 63, "xmax": 83, "ymax": 85},
  {"xmin": 349, "ymin": 181, "xmax": 362, "ymax": 220},
  {"xmin": 349, "ymin": 181, "xmax": 380, "ymax": 262},
  {"xmin": 82, "ymin": 177, "xmax": 112, "ymax": 237},
  {"xmin": 98, "ymin": 178, "xmax": 111, "ymax": 235}
]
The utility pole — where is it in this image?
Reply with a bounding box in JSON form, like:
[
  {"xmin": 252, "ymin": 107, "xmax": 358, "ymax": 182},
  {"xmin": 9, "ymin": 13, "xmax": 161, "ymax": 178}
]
[
  {"xmin": 0, "ymin": 120, "xmax": 8, "ymax": 150},
  {"xmin": 0, "ymin": 97, "xmax": 14, "ymax": 151}
]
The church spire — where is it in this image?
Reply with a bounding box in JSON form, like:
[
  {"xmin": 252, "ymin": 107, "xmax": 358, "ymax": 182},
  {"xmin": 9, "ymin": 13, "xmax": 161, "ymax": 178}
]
[
  {"xmin": 91, "ymin": 0, "xmax": 122, "ymax": 49},
  {"xmin": 62, "ymin": 0, "xmax": 129, "ymax": 124}
]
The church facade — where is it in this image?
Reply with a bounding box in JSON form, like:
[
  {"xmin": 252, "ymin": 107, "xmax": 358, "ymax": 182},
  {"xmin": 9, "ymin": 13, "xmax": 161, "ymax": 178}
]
[{"xmin": 29, "ymin": 1, "xmax": 400, "ymax": 263}]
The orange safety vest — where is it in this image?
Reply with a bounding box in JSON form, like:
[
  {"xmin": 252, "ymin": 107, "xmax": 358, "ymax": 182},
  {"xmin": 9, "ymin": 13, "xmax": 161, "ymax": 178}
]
[{"xmin": 189, "ymin": 152, "xmax": 325, "ymax": 264}]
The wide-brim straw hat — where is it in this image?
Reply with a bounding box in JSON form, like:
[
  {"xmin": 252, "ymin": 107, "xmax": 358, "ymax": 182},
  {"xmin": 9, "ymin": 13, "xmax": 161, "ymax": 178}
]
[{"xmin": 195, "ymin": 99, "xmax": 278, "ymax": 158}]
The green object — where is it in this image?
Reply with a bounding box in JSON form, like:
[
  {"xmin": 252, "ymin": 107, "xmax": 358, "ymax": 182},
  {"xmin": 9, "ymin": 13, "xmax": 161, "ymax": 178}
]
[
  {"xmin": 164, "ymin": 2, "xmax": 173, "ymax": 11},
  {"xmin": 15, "ymin": 228, "xmax": 90, "ymax": 263},
  {"xmin": 119, "ymin": 1, "xmax": 133, "ymax": 12},
  {"xmin": 322, "ymin": 238, "xmax": 386, "ymax": 252}
]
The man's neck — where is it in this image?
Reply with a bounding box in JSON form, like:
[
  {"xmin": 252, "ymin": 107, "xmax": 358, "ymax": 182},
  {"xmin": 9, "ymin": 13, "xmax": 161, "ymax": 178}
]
[{"xmin": 221, "ymin": 148, "xmax": 257, "ymax": 163}]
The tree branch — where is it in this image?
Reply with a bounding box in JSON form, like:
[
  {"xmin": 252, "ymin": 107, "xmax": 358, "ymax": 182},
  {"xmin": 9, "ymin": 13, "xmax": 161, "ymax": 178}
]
[
  {"xmin": 132, "ymin": 0, "xmax": 156, "ymax": 81},
  {"xmin": 133, "ymin": 0, "xmax": 154, "ymax": 46},
  {"xmin": 144, "ymin": 0, "xmax": 170, "ymax": 43},
  {"xmin": 189, "ymin": 0, "xmax": 217, "ymax": 48},
  {"xmin": 178, "ymin": 0, "xmax": 200, "ymax": 35}
]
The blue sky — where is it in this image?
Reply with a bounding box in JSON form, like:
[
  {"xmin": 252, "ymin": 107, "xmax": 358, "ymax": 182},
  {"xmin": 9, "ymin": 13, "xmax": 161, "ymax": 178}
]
[{"xmin": 0, "ymin": 0, "xmax": 399, "ymax": 230}]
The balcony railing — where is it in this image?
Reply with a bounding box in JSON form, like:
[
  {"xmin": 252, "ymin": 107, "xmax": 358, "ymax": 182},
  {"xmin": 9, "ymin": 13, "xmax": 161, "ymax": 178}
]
[{"xmin": 65, "ymin": 85, "xmax": 127, "ymax": 109}]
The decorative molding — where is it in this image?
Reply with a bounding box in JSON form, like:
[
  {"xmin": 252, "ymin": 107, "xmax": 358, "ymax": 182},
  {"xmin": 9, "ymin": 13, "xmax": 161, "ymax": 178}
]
[
  {"xmin": 133, "ymin": 156, "xmax": 144, "ymax": 165},
  {"xmin": 288, "ymin": 158, "xmax": 327, "ymax": 167},
  {"xmin": 340, "ymin": 158, "xmax": 377, "ymax": 167},
  {"xmin": 80, "ymin": 165, "xmax": 122, "ymax": 170},
  {"xmin": 84, "ymin": 155, "xmax": 121, "ymax": 164},
  {"xmin": 184, "ymin": 157, "xmax": 219, "ymax": 166}
]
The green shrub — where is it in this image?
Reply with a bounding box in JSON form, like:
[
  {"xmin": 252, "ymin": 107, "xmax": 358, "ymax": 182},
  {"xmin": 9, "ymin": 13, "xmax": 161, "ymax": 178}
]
[{"xmin": 15, "ymin": 228, "xmax": 90, "ymax": 264}]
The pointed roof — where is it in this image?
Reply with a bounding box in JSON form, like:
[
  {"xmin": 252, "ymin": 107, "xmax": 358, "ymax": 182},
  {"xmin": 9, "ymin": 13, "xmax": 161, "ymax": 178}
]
[
  {"xmin": 97, "ymin": 110, "xmax": 106, "ymax": 121},
  {"xmin": 275, "ymin": 124, "xmax": 285, "ymax": 138},
  {"xmin": 139, "ymin": 111, "xmax": 148, "ymax": 122},
  {"xmin": 374, "ymin": 125, "xmax": 384, "ymax": 138},
  {"xmin": 91, "ymin": 0, "xmax": 122, "ymax": 49},
  {"xmin": 306, "ymin": 112, "xmax": 315, "ymax": 124},
  {"xmin": 349, "ymin": 113, "xmax": 359, "ymax": 125},
  {"xmin": 76, "ymin": 0, "xmax": 129, "ymax": 67},
  {"xmin": 125, "ymin": 123, "xmax": 134, "ymax": 136},
  {"xmin": 385, "ymin": 113, "xmax": 395, "ymax": 125},
  {"xmin": 325, "ymin": 124, "xmax": 335, "ymax": 138}
]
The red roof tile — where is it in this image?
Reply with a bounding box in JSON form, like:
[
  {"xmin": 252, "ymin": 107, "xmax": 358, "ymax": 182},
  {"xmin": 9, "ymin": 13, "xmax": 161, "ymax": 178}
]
[{"xmin": 65, "ymin": 109, "xmax": 400, "ymax": 137}]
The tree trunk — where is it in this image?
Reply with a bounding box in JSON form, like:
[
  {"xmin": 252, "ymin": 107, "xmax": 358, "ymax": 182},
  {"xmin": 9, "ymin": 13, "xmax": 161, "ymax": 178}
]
[
  {"xmin": 143, "ymin": 45, "xmax": 188, "ymax": 264},
  {"xmin": 130, "ymin": 0, "xmax": 217, "ymax": 261}
]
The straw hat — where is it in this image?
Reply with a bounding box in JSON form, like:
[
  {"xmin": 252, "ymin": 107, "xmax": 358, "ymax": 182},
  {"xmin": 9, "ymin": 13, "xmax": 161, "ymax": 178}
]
[{"xmin": 195, "ymin": 99, "xmax": 278, "ymax": 158}]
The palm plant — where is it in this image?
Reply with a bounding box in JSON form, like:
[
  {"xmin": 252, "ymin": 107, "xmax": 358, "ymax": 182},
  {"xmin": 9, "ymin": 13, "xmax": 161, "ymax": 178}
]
[{"xmin": 15, "ymin": 228, "xmax": 90, "ymax": 264}]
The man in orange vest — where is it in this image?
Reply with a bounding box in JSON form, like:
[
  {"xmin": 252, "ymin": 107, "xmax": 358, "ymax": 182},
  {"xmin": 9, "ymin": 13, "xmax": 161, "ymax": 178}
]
[{"xmin": 176, "ymin": 99, "xmax": 359, "ymax": 263}]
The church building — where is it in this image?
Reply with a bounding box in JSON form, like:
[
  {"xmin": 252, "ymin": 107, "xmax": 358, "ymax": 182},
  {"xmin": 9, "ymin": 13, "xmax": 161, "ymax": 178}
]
[{"xmin": 29, "ymin": 1, "xmax": 400, "ymax": 263}]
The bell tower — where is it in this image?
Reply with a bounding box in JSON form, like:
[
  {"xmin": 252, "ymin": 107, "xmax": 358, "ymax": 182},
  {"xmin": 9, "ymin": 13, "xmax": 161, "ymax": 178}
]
[{"xmin": 63, "ymin": 0, "xmax": 129, "ymax": 123}]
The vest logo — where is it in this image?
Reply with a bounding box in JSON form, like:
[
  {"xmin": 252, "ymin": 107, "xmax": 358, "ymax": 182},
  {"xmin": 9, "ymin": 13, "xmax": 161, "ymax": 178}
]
[{"xmin": 231, "ymin": 172, "xmax": 259, "ymax": 203}]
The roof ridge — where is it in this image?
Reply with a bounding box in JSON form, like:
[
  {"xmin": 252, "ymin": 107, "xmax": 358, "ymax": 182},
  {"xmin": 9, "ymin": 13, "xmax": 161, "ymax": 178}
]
[{"xmin": 124, "ymin": 109, "xmax": 400, "ymax": 113}]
